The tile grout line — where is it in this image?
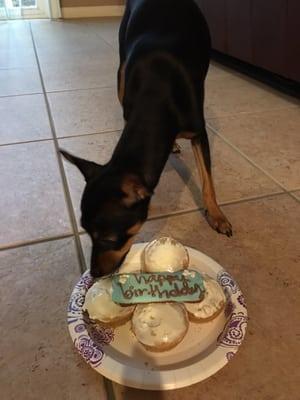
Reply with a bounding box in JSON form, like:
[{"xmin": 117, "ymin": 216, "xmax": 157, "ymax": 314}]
[
  {"xmin": 0, "ymin": 137, "xmax": 54, "ymax": 148},
  {"xmin": 219, "ymin": 190, "xmax": 286, "ymax": 206},
  {"xmin": 0, "ymin": 91, "xmax": 43, "ymax": 99},
  {"xmin": 206, "ymin": 122, "xmax": 299, "ymax": 203},
  {"xmin": 93, "ymin": 32, "xmax": 115, "ymax": 50},
  {"xmin": 46, "ymin": 84, "xmax": 115, "ymax": 95},
  {"xmin": 205, "ymin": 103, "xmax": 299, "ymax": 120},
  {"xmin": 0, "ymin": 66, "xmax": 38, "ymax": 71},
  {"xmin": 0, "ymin": 128, "xmax": 122, "ymax": 148},
  {"xmin": 0, "ymin": 85, "xmax": 115, "ymax": 99},
  {"xmin": 288, "ymin": 191, "xmax": 300, "ymax": 203},
  {"xmin": 0, "ymin": 190, "xmax": 294, "ymax": 253},
  {"xmin": 80, "ymin": 19, "xmax": 118, "ymax": 51},
  {"xmin": 103, "ymin": 378, "xmax": 117, "ymax": 400},
  {"xmin": 0, "ymin": 233, "xmax": 75, "ymax": 252},
  {"xmin": 58, "ymin": 128, "xmax": 122, "ymax": 140},
  {"xmin": 147, "ymin": 190, "xmax": 286, "ymax": 222},
  {"xmin": 29, "ymin": 22, "xmax": 86, "ymax": 274}
]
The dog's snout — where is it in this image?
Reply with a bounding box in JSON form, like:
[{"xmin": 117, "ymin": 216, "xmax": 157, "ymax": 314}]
[{"xmin": 90, "ymin": 247, "xmax": 128, "ymax": 278}]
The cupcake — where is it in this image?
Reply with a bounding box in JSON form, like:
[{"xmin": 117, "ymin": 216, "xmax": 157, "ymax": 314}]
[
  {"xmin": 185, "ymin": 275, "xmax": 226, "ymax": 322},
  {"xmin": 83, "ymin": 277, "xmax": 135, "ymax": 326},
  {"xmin": 132, "ymin": 303, "xmax": 189, "ymax": 351},
  {"xmin": 143, "ymin": 237, "xmax": 189, "ymax": 273}
]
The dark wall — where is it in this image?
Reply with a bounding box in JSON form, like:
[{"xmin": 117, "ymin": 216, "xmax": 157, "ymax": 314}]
[{"xmin": 196, "ymin": 0, "xmax": 300, "ymax": 82}]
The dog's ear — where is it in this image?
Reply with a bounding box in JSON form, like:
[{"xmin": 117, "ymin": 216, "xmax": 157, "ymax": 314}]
[
  {"xmin": 121, "ymin": 174, "xmax": 152, "ymax": 207},
  {"xmin": 59, "ymin": 149, "xmax": 102, "ymax": 182}
]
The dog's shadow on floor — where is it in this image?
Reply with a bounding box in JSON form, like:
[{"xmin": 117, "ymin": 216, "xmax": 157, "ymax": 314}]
[
  {"xmin": 117, "ymin": 385, "xmax": 167, "ymax": 399},
  {"xmin": 169, "ymin": 136, "xmax": 217, "ymax": 212},
  {"xmin": 171, "ymin": 133, "xmax": 217, "ymax": 215},
  {"xmin": 169, "ymin": 152, "xmax": 204, "ymax": 209},
  {"xmin": 115, "ymin": 343, "xmax": 169, "ymax": 400},
  {"xmin": 144, "ymin": 134, "xmax": 218, "ymax": 239}
]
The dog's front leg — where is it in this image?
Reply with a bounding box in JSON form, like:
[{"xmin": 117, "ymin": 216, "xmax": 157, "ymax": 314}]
[{"xmin": 191, "ymin": 135, "xmax": 232, "ymax": 237}]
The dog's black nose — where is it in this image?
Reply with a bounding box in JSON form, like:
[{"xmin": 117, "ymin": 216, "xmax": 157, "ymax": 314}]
[
  {"xmin": 90, "ymin": 267, "xmax": 103, "ymax": 278},
  {"xmin": 90, "ymin": 248, "xmax": 129, "ymax": 278}
]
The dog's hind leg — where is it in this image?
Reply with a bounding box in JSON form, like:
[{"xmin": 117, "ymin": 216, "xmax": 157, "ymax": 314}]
[{"xmin": 191, "ymin": 125, "xmax": 232, "ymax": 237}]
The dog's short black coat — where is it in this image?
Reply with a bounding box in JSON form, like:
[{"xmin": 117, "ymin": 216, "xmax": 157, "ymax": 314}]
[{"xmin": 61, "ymin": 0, "xmax": 232, "ymax": 277}]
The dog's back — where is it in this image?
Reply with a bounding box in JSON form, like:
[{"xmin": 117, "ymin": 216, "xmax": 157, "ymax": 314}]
[{"xmin": 120, "ymin": 0, "xmax": 211, "ymax": 80}]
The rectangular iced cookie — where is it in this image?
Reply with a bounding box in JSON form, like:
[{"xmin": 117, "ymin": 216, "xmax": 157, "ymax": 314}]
[{"xmin": 112, "ymin": 270, "xmax": 205, "ymax": 304}]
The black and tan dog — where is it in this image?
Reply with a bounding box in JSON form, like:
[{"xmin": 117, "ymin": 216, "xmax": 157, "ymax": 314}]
[{"xmin": 61, "ymin": 0, "xmax": 232, "ymax": 277}]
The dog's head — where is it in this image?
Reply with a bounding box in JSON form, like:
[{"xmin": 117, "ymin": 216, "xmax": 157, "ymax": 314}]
[{"xmin": 60, "ymin": 150, "xmax": 152, "ymax": 277}]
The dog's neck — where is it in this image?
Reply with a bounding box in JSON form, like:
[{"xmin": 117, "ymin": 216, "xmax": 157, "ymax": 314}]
[{"xmin": 110, "ymin": 95, "xmax": 178, "ymax": 189}]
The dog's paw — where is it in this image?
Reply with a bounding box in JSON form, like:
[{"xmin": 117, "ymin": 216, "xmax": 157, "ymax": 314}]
[{"xmin": 205, "ymin": 210, "xmax": 233, "ymax": 237}]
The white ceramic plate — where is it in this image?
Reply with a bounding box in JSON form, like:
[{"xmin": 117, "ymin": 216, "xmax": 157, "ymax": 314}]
[{"xmin": 68, "ymin": 243, "xmax": 248, "ymax": 390}]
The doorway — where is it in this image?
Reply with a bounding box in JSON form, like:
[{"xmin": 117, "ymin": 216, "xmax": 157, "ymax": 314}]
[{"xmin": 0, "ymin": 0, "xmax": 61, "ymax": 19}]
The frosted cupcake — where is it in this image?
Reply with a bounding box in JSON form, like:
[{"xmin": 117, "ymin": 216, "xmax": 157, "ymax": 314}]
[
  {"xmin": 83, "ymin": 277, "xmax": 135, "ymax": 326},
  {"xmin": 132, "ymin": 303, "xmax": 189, "ymax": 351},
  {"xmin": 143, "ymin": 237, "xmax": 189, "ymax": 273},
  {"xmin": 185, "ymin": 275, "xmax": 226, "ymax": 322}
]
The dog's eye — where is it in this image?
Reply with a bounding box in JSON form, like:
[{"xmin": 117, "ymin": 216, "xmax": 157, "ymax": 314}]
[
  {"xmin": 100, "ymin": 238, "xmax": 117, "ymax": 245},
  {"xmin": 103, "ymin": 234, "xmax": 118, "ymax": 242},
  {"xmin": 97, "ymin": 238, "xmax": 119, "ymax": 250},
  {"xmin": 91, "ymin": 232, "xmax": 117, "ymax": 244},
  {"xmin": 98, "ymin": 234, "xmax": 119, "ymax": 246}
]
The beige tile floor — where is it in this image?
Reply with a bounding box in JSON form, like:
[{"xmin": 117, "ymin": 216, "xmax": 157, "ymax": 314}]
[{"xmin": 0, "ymin": 18, "xmax": 299, "ymax": 400}]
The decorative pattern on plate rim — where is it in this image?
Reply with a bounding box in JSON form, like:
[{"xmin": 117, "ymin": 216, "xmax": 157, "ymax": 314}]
[
  {"xmin": 218, "ymin": 312, "xmax": 248, "ymax": 348},
  {"xmin": 217, "ymin": 271, "xmax": 240, "ymax": 294},
  {"xmin": 68, "ymin": 291, "xmax": 85, "ymax": 314},
  {"xmin": 68, "ymin": 271, "xmax": 114, "ymax": 368},
  {"xmin": 75, "ymin": 273, "xmax": 94, "ymax": 290},
  {"xmin": 88, "ymin": 322, "xmax": 115, "ymax": 346},
  {"xmin": 75, "ymin": 334, "xmax": 104, "ymax": 368},
  {"xmin": 237, "ymin": 294, "xmax": 247, "ymax": 308},
  {"xmin": 217, "ymin": 270, "xmax": 248, "ymax": 353},
  {"xmin": 226, "ymin": 351, "xmax": 235, "ymax": 361}
]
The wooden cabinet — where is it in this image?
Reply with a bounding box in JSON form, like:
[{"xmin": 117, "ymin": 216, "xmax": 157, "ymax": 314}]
[
  {"xmin": 252, "ymin": 0, "xmax": 287, "ymax": 76},
  {"xmin": 287, "ymin": 0, "xmax": 300, "ymax": 81},
  {"xmin": 201, "ymin": 0, "xmax": 227, "ymax": 53},
  {"xmin": 195, "ymin": 0, "xmax": 300, "ymax": 82},
  {"xmin": 227, "ymin": 0, "xmax": 252, "ymax": 64}
]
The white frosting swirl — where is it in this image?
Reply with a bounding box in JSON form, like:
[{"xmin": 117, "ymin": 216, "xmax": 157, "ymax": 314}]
[
  {"xmin": 132, "ymin": 303, "xmax": 188, "ymax": 349},
  {"xmin": 83, "ymin": 277, "xmax": 135, "ymax": 323},
  {"xmin": 185, "ymin": 276, "xmax": 225, "ymax": 320},
  {"xmin": 143, "ymin": 237, "xmax": 189, "ymax": 272}
]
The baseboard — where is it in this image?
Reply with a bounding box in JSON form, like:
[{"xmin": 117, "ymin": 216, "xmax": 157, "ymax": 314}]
[
  {"xmin": 212, "ymin": 50, "xmax": 300, "ymax": 99},
  {"xmin": 62, "ymin": 5, "xmax": 125, "ymax": 18}
]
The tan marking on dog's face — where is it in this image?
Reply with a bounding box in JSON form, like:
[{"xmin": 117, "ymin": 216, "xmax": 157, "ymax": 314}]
[
  {"xmin": 177, "ymin": 131, "xmax": 197, "ymax": 139},
  {"xmin": 93, "ymin": 235, "xmax": 136, "ymax": 275},
  {"xmin": 121, "ymin": 174, "xmax": 151, "ymax": 207},
  {"xmin": 127, "ymin": 222, "xmax": 143, "ymax": 236}
]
